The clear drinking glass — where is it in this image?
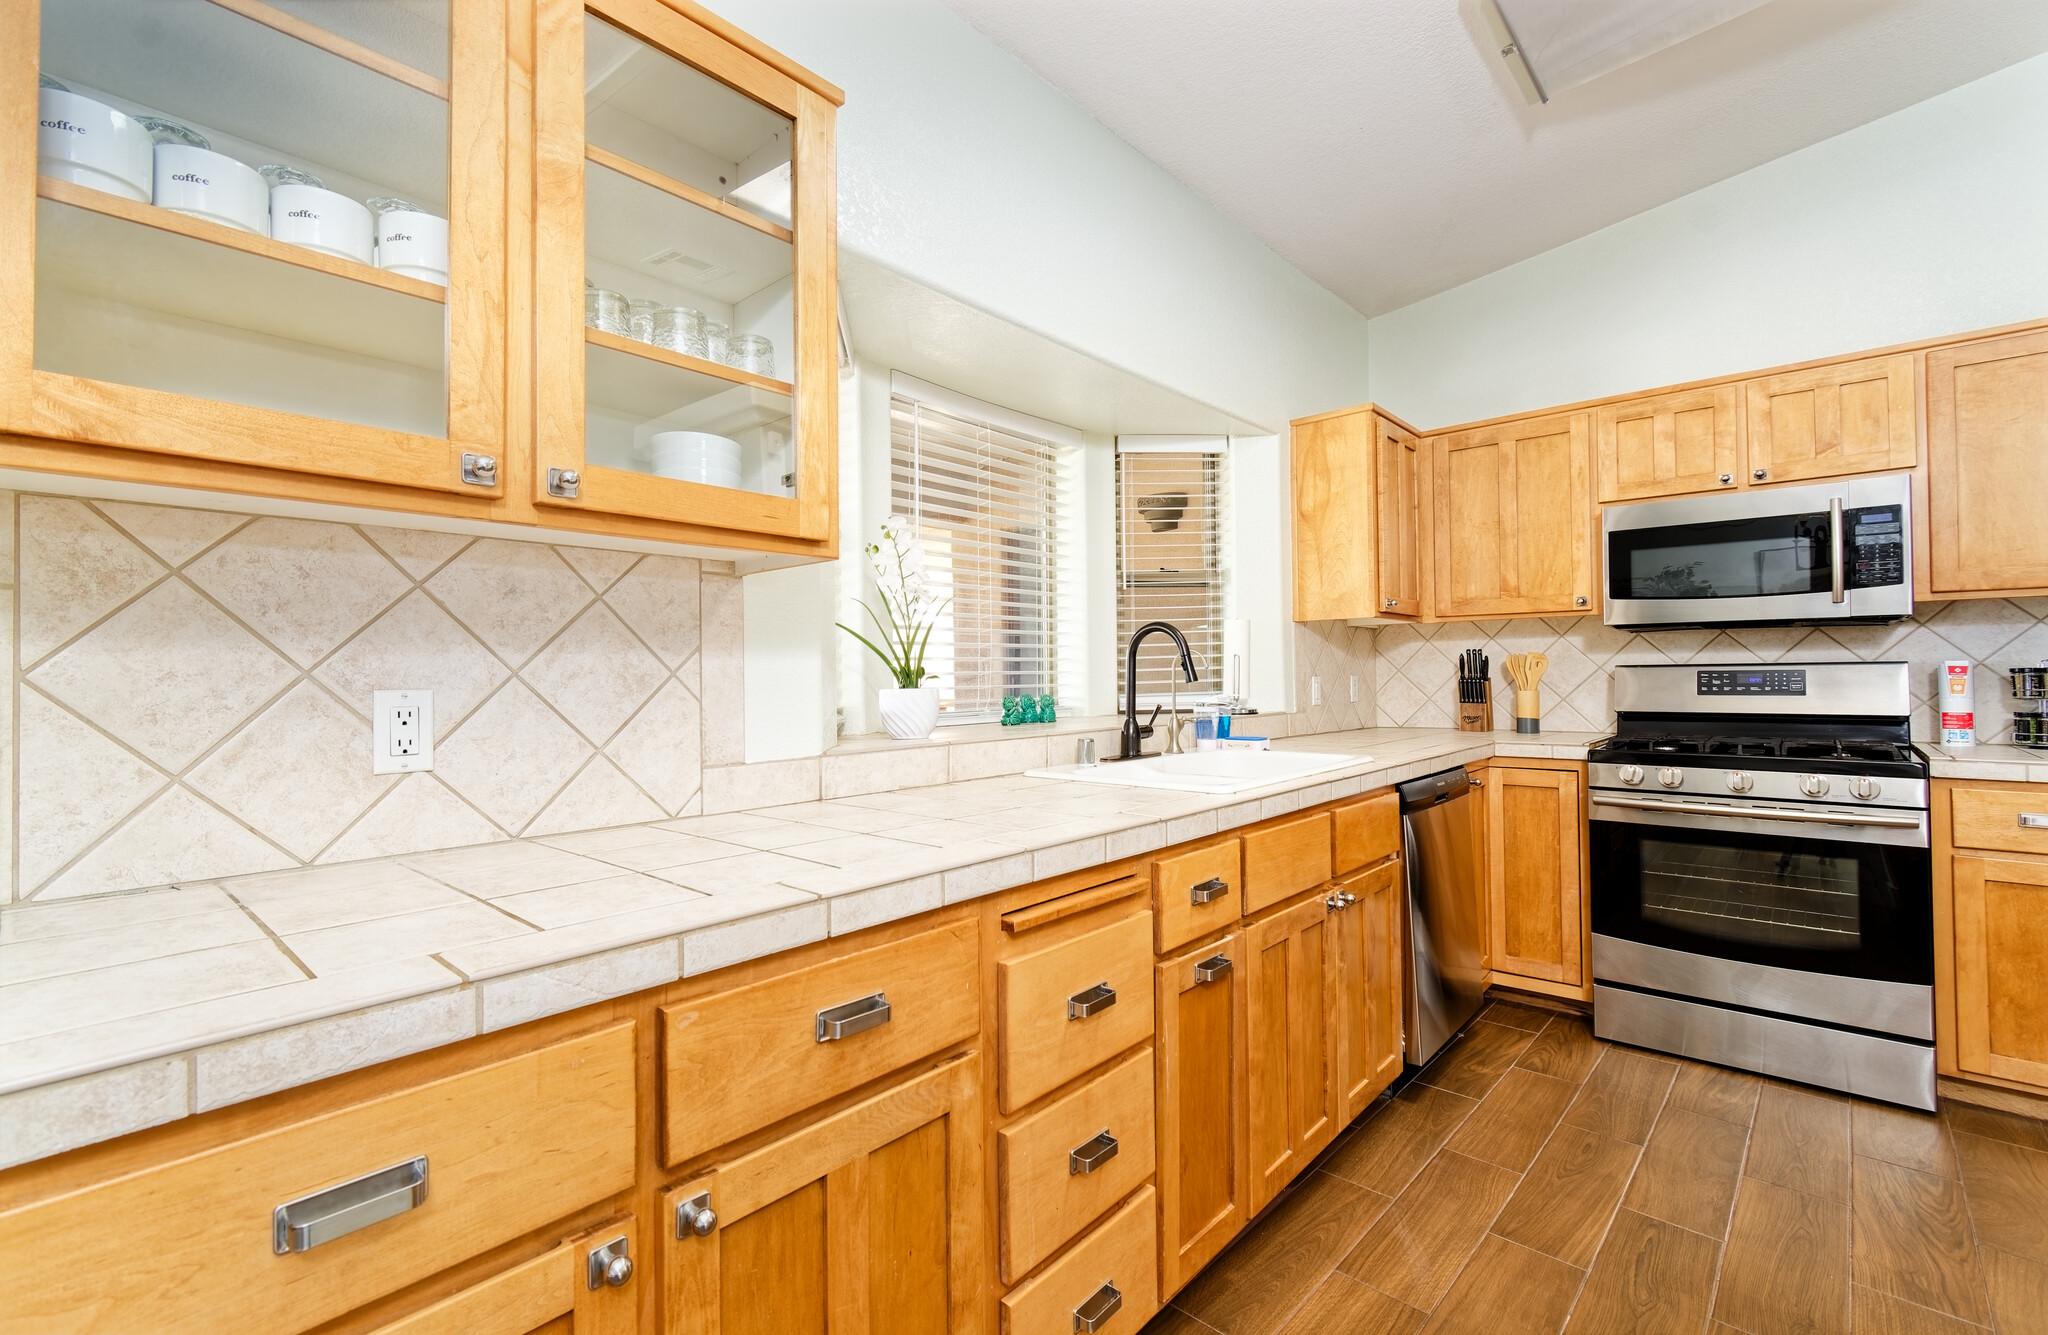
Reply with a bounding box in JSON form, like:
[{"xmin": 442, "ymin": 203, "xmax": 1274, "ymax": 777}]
[
  {"xmin": 651, "ymin": 304, "xmax": 706, "ymax": 357},
  {"xmin": 703, "ymin": 318, "xmax": 729, "ymax": 366},
  {"xmin": 730, "ymin": 333, "xmax": 774, "ymax": 377},
  {"xmin": 584, "ymin": 284, "xmax": 628, "ymax": 335},
  {"xmin": 627, "ymin": 298, "xmax": 658, "ymax": 344}
]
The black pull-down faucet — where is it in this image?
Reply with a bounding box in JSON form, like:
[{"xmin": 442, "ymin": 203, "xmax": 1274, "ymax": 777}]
[{"xmin": 1117, "ymin": 621, "xmax": 1199, "ymax": 761}]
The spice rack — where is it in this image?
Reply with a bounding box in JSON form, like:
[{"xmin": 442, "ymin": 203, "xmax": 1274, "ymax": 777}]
[{"xmin": 2010, "ymin": 663, "xmax": 2048, "ymax": 749}]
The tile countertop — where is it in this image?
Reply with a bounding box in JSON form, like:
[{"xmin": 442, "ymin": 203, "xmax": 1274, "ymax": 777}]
[
  {"xmin": 0, "ymin": 728, "xmax": 1601, "ymax": 1169},
  {"xmin": 1924, "ymin": 742, "xmax": 2048, "ymax": 781}
]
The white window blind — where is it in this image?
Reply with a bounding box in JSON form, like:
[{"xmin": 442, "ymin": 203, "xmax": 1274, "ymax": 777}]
[
  {"xmin": 1117, "ymin": 448, "xmax": 1228, "ymax": 702},
  {"xmin": 890, "ymin": 392, "xmax": 1068, "ymax": 722}
]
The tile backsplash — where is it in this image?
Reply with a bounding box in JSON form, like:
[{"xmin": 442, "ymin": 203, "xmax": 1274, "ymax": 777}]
[
  {"xmin": 1374, "ymin": 600, "xmax": 2048, "ymax": 742},
  {"xmin": 7, "ymin": 493, "xmax": 741, "ymax": 902}
]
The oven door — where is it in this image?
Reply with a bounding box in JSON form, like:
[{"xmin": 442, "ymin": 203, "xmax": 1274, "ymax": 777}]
[
  {"xmin": 1601, "ymin": 476, "xmax": 1911, "ymax": 628},
  {"xmin": 1590, "ymin": 808, "xmax": 1933, "ymax": 1034}
]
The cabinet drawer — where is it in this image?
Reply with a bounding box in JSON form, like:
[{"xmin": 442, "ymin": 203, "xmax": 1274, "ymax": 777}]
[
  {"xmin": 1243, "ymin": 812, "xmax": 1334, "ymax": 914},
  {"xmin": 1001, "ymin": 1185, "xmax": 1159, "ymax": 1335},
  {"xmin": 662, "ymin": 918, "xmax": 979, "ymax": 1165},
  {"xmin": 1000, "ymin": 912, "xmax": 1155, "ymax": 1113},
  {"xmin": 999, "ymin": 1047, "xmax": 1157, "ymax": 1283},
  {"xmin": 0, "ymin": 1024, "xmax": 636, "ymax": 1335},
  {"xmin": 1333, "ymin": 792, "xmax": 1400, "ymax": 875},
  {"xmin": 1152, "ymin": 839, "xmax": 1241, "ymax": 952},
  {"xmin": 1950, "ymin": 788, "xmax": 2048, "ymax": 857}
]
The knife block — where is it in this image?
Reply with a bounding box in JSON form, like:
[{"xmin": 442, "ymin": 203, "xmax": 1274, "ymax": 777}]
[{"xmin": 1457, "ymin": 683, "xmax": 1492, "ymax": 733}]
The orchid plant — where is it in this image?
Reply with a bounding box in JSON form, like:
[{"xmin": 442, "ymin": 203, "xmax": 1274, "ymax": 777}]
[{"xmin": 838, "ymin": 517, "xmax": 949, "ymax": 690}]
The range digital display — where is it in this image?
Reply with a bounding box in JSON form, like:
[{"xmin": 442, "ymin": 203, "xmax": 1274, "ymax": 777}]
[{"xmin": 1696, "ymin": 669, "xmax": 1807, "ymax": 695}]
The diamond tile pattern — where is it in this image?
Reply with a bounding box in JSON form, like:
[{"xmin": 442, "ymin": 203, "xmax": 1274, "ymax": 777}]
[
  {"xmin": 1375, "ymin": 604, "xmax": 2048, "ymax": 740},
  {"xmin": 7, "ymin": 496, "xmax": 723, "ymax": 900}
]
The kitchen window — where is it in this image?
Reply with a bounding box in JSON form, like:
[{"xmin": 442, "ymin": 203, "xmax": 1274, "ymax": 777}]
[
  {"xmin": 1117, "ymin": 441, "xmax": 1228, "ymax": 702},
  {"xmin": 889, "ymin": 379, "xmax": 1077, "ymax": 722}
]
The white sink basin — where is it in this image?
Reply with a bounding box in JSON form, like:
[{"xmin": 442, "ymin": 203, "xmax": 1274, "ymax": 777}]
[{"xmin": 1025, "ymin": 749, "xmax": 1371, "ymax": 795}]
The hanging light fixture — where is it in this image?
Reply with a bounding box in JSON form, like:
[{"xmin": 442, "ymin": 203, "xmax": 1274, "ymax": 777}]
[{"xmin": 1479, "ymin": 0, "xmax": 1772, "ymax": 104}]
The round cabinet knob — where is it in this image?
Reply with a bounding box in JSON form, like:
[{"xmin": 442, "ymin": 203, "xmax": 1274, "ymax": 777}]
[
  {"xmin": 1753, "ymin": 468, "xmax": 1770, "ymax": 481},
  {"xmin": 1800, "ymin": 774, "xmax": 1831, "ymax": 797},
  {"xmin": 678, "ymin": 1197, "xmax": 717, "ymax": 1237},
  {"xmin": 1719, "ymin": 473, "xmax": 1734, "ymax": 485},
  {"xmin": 1618, "ymin": 764, "xmax": 1645, "ymax": 786},
  {"xmin": 1384, "ymin": 597, "xmax": 1397, "ymax": 609},
  {"xmin": 1726, "ymin": 771, "xmax": 1754, "ymax": 794},
  {"xmin": 1575, "ymin": 596, "xmax": 1589, "ymax": 607},
  {"xmin": 1849, "ymin": 776, "xmax": 1882, "ymax": 801},
  {"xmin": 603, "ymin": 1255, "xmax": 633, "ymax": 1288},
  {"xmin": 1657, "ymin": 767, "xmax": 1685, "ymax": 789}
]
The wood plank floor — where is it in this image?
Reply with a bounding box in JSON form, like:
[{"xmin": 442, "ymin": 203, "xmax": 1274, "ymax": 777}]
[{"xmin": 1147, "ymin": 1000, "xmax": 2048, "ymax": 1335}]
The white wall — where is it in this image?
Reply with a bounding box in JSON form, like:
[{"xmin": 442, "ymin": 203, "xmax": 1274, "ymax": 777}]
[{"xmin": 1367, "ymin": 51, "xmax": 2048, "ymax": 429}]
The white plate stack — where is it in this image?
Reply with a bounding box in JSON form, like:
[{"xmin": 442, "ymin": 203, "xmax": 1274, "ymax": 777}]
[{"xmin": 650, "ymin": 431, "xmax": 741, "ymax": 489}]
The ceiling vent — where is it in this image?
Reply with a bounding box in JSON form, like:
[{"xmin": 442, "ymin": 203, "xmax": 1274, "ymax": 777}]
[
  {"xmin": 1480, "ymin": 0, "xmax": 1771, "ymax": 104},
  {"xmin": 640, "ymin": 248, "xmax": 732, "ymax": 284}
]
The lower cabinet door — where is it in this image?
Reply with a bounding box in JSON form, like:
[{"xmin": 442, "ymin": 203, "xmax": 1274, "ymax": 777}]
[
  {"xmin": 1485, "ymin": 767, "xmax": 1584, "ymax": 985},
  {"xmin": 1952, "ymin": 855, "xmax": 2048, "ymax": 1090},
  {"xmin": 370, "ymin": 1220, "xmax": 640, "ymax": 1335},
  {"xmin": 1000, "ymin": 1187, "xmax": 1159, "ymax": 1335},
  {"xmin": 1155, "ymin": 935, "xmax": 1248, "ymax": 1297},
  {"xmin": 660, "ymin": 1054, "xmax": 985, "ymax": 1335},
  {"xmin": 1245, "ymin": 894, "xmax": 1339, "ymax": 1216},
  {"xmin": 1333, "ymin": 860, "xmax": 1405, "ymax": 1121}
]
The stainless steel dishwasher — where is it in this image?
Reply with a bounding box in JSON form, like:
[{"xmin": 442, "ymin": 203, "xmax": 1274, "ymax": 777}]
[{"xmin": 1400, "ymin": 766, "xmax": 1488, "ymax": 1064}]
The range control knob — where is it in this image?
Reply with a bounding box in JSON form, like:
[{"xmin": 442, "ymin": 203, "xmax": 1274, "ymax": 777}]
[
  {"xmin": 1848, "ymin": 776, "xmax": 1882, "ymax": 801},
  {"xmin": 1618, "ymin": 765, "xmax": 1645, "ymax": 786},
  {"xmin": 1726, "ymin": 771, "xmax": 1754, "ymax": 794},
  {"xmin": 1800, "ymin": 774, "xmax": 1832, "ymax": 798},
  {"xmin": 1657, "ymin": 767, "xmax": 1685, "ymax": 789}
]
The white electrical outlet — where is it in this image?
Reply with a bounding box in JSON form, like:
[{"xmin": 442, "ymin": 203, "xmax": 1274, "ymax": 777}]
[
  {"xmin": 1311, "ymin": 676, "xmax": 1323, "ymax": 707},
  {"xmin": 372, "ymin": 690, "xmax": 434, "ymax": 774},
  {"xmin": 1349, "ymin": 675, "xmax": 1359, "ymax": 703}
]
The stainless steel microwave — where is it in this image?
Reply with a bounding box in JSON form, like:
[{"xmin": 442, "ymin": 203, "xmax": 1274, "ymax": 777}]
[{"xmin": 1602, "ymin": 474, "xmax": 1912, "ymax": 630}]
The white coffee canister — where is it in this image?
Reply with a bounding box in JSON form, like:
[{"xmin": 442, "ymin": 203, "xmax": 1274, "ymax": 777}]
[
  {"xmin": 269, "ymin": 183, "xmax": 373, "ymax": 264},
  {"xmin": 1941, "ymin": 660, "xmax": 1976, "ymax": 747},
  {"xmin": 153, "ymin": 144, "xmax": 268, "ymax": 235},
  {"xmin": 38, "ymin": 87, "xmax": 153, "ymax": 202},
  {"xmin": 374, "ymin": 209, "xmax": 448, "ymax": 284},
  {"xmin": 650, "ymin": 431, "xmax": 742, "ymax": 487}
]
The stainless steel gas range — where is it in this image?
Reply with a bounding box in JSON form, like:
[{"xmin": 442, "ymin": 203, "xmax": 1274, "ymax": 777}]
[{"xmin": 1587, "ymin": 660, "xmax": 1935, "ymax": 1109}]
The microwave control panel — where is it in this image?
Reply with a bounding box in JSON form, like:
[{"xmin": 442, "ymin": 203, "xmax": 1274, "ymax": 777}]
[
  {"xmin": 1696, "ymin": 669, "xmax": 1808, "ymax": 696},
  {"xmin": 1844, "ymin": 506, "xmax": 1905, "ymax": 588}
]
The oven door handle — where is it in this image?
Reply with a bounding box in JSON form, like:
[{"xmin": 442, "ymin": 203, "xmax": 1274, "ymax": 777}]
[
  {"xmin": 1829, "ymin": 496, "xmax": 1846, "ymax": 604},
  {"xmin": 1592, "ymin": 794, "xmax": 1922, "ymax": 828}
]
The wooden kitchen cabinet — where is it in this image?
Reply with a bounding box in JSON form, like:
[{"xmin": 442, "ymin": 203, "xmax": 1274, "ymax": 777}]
[
  {"xmin": 1154, "ymin": 934, "xmax": 1249, "ymax": 1298},
  {"xmin": 1331, "ymin": 858, "xmax": 1404, "ymax": 1121},
  {"xmin": 1243, "ymin": 891, "xmax": 1339, "ymax": 1216},
  {"xmin": 660, "ymin": 1054, "xmax": 986, "ymax": 1335},
  {"xmin": 534, "ymin": 0, "xmax": 837, "ymax": 544},
  {"xmin": 1484, "ymin": 764, "xmax": 1585, "ymax": 994},
  {"xmin": 1594, "ymin": 384, "xmax": 1740, "ymax": 502},
  {"xmin": 1291, "ymin": 405, "xmax": 1423, "ymax": 620},
  {"xmin": 1950, "ymin": 854, "xmax": 2048, "ymax": 1091},
  {"xmin": 1744, "ymin": 352, "xmax": 1916, "ymax": 485},
  {"xmin": 1429, "ymin": 411, "xmax": 1594, "ymax": 619},
  {"xmin": 372, "ymin": 1220, "xmax": 640, "ymax": 1335},
  {"xmin": 1926, "ymin": 329, "xmax": 2048, "ymax": 596}
]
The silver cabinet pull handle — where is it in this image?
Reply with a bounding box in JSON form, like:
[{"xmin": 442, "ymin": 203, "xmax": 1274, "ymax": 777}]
[
  {"xmin": 2021, "ymin": 813, "xmax": 2048, "ymax": 829},
  {"xmin": 1190, "ymin": 877, "xmax": 1229, "ymax": 905},
  {"xmin": 1069, "ymin": 1130, "xmax": 1119, "ymax": 1175},
  {"xmin": 1194, "ymin": 954, "xmax": 1232, "ymax": 984},
  {"xmin": 816, "ymin": 991, "xmax": 891, "ymax": 1042},
  {"xmin": 676, "ymin": 1191, "xmax": 716, "ymax": 1238},
  {"xmin": 1068, "ymin": 982, "xmax": 1116, "ymax": 1020},
  {"xmin": 586, "ymin": 1235, "xmax": 632, "ymax": 1290},
  {"xmin": 1074, "ymin": 1281, "xmax": 1123, "ymax": 1332},
  {"xmin": 273, "ymin": 1156, "xmax": 426, "ymax": 1254}
]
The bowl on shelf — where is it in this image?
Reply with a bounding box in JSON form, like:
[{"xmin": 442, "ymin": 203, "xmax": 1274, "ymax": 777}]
[
  {"xmin": 369, "ymin": 199, "xmax": 448, "ymax": 284},
  {"xmin": 265, "ymin": 168, "xmax": 373, "ymax": 264},
  {"xmin": 37, "ymin": 82, "xmax": 154, "ymax": 203},
  {"xmin": 153, "ymin": 143, "xmax": 268, "ymax": 235},
  {"xmin": 650, "ymin": 431, "xmax": 742, "ymax": 488}
]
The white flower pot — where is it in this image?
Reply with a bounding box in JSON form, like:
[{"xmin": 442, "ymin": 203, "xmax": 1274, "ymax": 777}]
[{"xmin": 878, "ymin": 686, "xmax": 939, "ymax": 740}]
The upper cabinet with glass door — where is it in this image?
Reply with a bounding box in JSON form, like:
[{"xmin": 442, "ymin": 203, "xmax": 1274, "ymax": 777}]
[
  {"xmin": 1, "ymin": 0, "xmax": 505, "ymax": 498},
  {"xmin": 535, "ymin": 0, "xmax": 840, "ymax": 550}
]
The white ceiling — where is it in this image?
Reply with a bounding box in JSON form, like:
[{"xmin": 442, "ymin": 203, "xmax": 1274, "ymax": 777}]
[{"xmin": 939, "ymin": 0, "xmax": 2048, "ymax": 316}]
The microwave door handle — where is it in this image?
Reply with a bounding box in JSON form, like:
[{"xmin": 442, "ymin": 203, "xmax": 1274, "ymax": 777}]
[{"xmin": 1829, "ymin": 497, "xmax": 1846, "ymax": 604}]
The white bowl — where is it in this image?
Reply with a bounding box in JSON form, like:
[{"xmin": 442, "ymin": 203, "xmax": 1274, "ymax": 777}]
[
  {"xmin": 651, "ymin": 430, "xmax": 742, "ymax": 486},
  {"xmin": 270, "ymin": 182, "xmax": 373, "ymax": 264},
  {"xmin": 39, "ymin": 88, "xmax": 153, "ymax": 202},
  {"xmin": 374, "ymin": 209, "xmax": 448, "ymax": 283},
  {"xmin": 153, "ymin": 144, "xmax": 268, "ymax": 235}
]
